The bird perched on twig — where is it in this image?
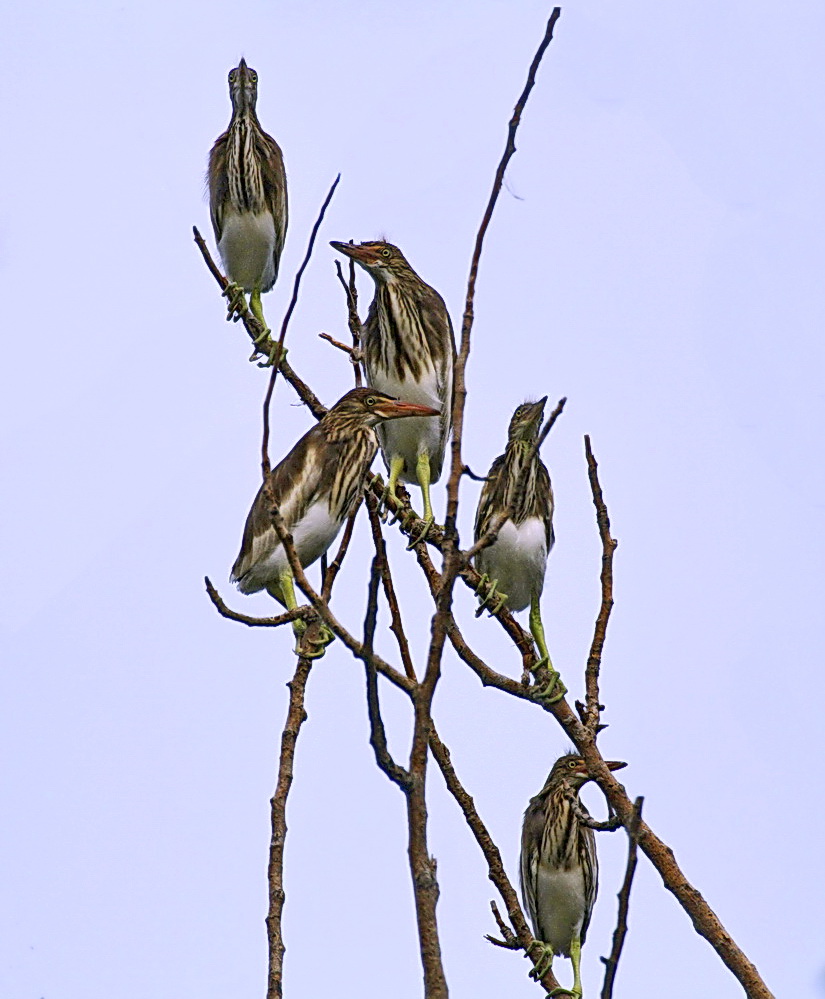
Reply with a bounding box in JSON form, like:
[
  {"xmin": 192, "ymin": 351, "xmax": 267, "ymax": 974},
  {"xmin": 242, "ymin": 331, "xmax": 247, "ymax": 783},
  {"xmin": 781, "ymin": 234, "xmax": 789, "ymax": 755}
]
[
  {"xmin": 231, "ymin": 388, "xmax": 438, "ymax": 656},
  {"xmin": 208, "ymin": 58, "xmax": 287, "ymax": 353},
  {"xmin": 330, "ymin": 240, "xmax": 454, "ymax": 544},
  {"xmin": 521, "ymin": 753, "xmax": 627, "ymax": 997},
  {"xmin": 473, "ymin": 397, "xmax": 562, "ymax": 699}
]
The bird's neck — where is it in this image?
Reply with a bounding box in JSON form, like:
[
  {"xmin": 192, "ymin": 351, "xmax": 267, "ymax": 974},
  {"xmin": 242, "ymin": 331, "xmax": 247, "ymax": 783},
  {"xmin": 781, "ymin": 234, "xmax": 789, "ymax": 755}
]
[
  {"xmin": 226, "ymin": 112, "xmax": 266, "ymax": 213},
  {"xmin": 500, "ymin": 441, "xmax": 541, "ymax": 521}
]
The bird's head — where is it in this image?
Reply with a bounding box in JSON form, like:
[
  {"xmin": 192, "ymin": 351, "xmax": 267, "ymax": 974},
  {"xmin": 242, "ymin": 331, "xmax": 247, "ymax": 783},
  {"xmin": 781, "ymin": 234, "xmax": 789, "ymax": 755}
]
[
  {"xmin": 544, "ymin": 752, "xmax": 627, "ymax": 792},
  {"xmin": 508, "ymin": 397, "xmax": 547, "ymax": 444},
  {"xmin": 327, "ymin": 388, "xmax": 440, "ymax": 430},
  {"xmin": 228, "ymin": 58, "xmax": 258, "ymax": 114},
  {"xmin": 330, "ymin": 240, "xmax": 413, "ymax": 283}
]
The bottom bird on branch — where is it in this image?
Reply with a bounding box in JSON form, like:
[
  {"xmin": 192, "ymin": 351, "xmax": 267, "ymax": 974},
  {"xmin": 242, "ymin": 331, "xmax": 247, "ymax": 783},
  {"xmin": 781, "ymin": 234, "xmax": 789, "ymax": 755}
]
[
  {"xmin": 521, "ymin": 753, "xmax": 627, "ymax": 997},
  {"xmin": 230, "ymin": 388, "xmax": 439, "ymax": 657}
]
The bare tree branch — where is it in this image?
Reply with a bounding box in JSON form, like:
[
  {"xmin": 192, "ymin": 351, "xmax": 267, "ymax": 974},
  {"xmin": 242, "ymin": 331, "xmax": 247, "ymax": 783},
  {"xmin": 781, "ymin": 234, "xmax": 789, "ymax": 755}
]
[
  {"xmin": 600, "ymin": 796, "xmax": 644, "ymax": 999},
  {"xmin": 334, "ymin": 257, "xmax": 364, "ymax": 385},
  {"xmin": 192, "ymin": 226, "xmax": 326, "ymax": 419}
]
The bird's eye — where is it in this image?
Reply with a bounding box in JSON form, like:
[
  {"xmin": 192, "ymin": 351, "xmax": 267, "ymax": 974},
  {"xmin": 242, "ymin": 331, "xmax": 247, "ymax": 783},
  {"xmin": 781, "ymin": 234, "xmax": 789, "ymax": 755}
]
[
  {"xmin": 366, "ymin": 396, "xmax": 377, "ymax": 406},
  {"xmin": 380, "ymin": 248, "xmax": 391, "ymax": 258},
  {"xmin": 250, "ymin": 71, "xmax": 258, "ymax": 82},
  {"xmin": 229, "ymin": 71, "xmax": 236, "ymax": 82},
  {"xmin": 567, "ymin": 760, "xmax": 578, "ymax": 769}
]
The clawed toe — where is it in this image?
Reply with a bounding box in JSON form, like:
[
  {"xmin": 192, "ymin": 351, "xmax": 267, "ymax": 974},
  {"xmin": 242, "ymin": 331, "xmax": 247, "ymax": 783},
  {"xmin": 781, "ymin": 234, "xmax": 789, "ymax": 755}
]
[
  {"xmin": 531, "ymin": 667, "xmax": 567, "ymax": 704},
  {"xmin": 406, "ymin": 514, "xmax": 433, "ymax": 549}
]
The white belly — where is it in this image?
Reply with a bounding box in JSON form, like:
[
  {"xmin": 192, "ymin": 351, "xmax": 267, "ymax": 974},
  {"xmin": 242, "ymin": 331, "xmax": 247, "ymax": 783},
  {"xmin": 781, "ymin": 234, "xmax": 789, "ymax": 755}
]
[
  {"xmin": 534, "ymin": 867, "xmax": 587, "ymax": 957},
  {"xmin": 219, "ymin": 210, "xmax": 277, "ymax": 292},
  {"xmin": 476, "ymin": 517, "xmax": 547, "ymax": 612},
  {"xmin": 241, "ymin": 501, "xmax": 340, "ymax": 594},
  {"xmin": 367, "ymin": 367, "xmax": 445, "ymax": 483}
]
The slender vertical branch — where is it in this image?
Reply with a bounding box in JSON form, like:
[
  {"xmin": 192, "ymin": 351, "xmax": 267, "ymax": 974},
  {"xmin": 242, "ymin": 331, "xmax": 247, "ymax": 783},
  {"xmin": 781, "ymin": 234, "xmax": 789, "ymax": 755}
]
[
  {"xmin": 600, "ymin": 797, "xmax": 644, "ymax": 999},
  {"xmin": 445, "ymin": 8, "xmax": 562, "ymax": 540},
  {"xmin": 266, "ymin": 655, "xmax": 314, "ymax": 999},
  {"xmin": 334, "ymin": 257, "xmax": 364, "ymax": 386},
  {"xmin": 261, "ymin": 174, "xmax": 341, "ymax": 476},
  {"xmin": 582, "ymin": 435, "xmax": 618, "ymax": 735}
]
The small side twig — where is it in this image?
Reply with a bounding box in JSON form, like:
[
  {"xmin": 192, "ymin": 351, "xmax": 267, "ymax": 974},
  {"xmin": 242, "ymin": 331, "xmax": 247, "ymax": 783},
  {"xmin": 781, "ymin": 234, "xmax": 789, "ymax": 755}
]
[
  {"xmin": 204, "ymin": 577, "xmax": 309, "ymax": 629},
  {"xmin": 600, "ymin": 797, "xmax": 644, "ymax": 999},
  {"xmin": 583, "ymin": 435, "xmax": 618, "ymax": 736},
  {"xmin": 334, "ymin": 257, "xmax": 364, "ymax": 385},
  {"xmin": 320, "ymin": 510, "xmax": 358, "ymax": 602},
  {"xmin": 486, "ymin": 900, "xmax": 520, "ymax": 949}
]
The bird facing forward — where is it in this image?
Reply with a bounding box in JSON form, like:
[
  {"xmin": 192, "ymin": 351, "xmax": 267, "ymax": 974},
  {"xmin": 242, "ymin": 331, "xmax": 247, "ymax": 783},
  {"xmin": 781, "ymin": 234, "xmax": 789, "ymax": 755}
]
[
  {"xmin": 330, "ymin": 240, "xmax": 454, "ymax": 541},
  {"xmin": 520, "ymin": 753, "xmax": 627, "ymax": 997},
  {"xmin": 473, "ymin": 398, "xmax": 562, "ymax": 699},
  {"xmin": 208, "ymin": 58, "xmax": 287, "ymax": 344},
  {"xmin": 231, "ymin": 388, "xmax": 439, "ymax": 655}
]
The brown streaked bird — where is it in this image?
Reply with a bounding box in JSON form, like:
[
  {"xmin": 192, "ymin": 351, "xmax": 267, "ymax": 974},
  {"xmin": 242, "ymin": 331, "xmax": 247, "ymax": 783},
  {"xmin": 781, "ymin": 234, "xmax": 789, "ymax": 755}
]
[
  {"xmin": 231, "ymin": 388, "xmax": 439, "ymax": 655},
  {"xmin": 474, "ymin": 398, "xmax": 562, "ymax": 699},
  {"xmin": 208, "ymin": 58, "xmax": 287, "ymax": 350},
  {"xmin": 521, "ymin": 753, "xmax": 627, "ymax": 997},
  {"xmin": 330, "ymin": 240, "xmax": 454, "ymax": 542}
]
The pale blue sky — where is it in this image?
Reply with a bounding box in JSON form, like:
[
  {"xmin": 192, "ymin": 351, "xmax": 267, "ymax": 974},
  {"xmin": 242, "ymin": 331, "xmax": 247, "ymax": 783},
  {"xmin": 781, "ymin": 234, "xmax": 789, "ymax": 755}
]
[{"xmin": 1, "ymin": 2, "xmax": 823, "ymax": 997}]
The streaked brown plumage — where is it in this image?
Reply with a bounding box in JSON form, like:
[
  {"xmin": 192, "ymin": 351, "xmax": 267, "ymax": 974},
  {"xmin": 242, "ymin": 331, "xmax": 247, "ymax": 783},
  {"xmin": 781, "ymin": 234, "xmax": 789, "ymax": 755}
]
[
  {"xmin": 208, "ymin": 58, "xmax": 287, "ymax": 329},
  {"xmin": 520, "ymin": 753, "xmax": 626, "ymax": 996},
  {"xmin": 231, "ymin": 388, "xmax": 439, "ymax": 605},
  {"xmin": 474, "ymin": 398, "xmax": 561, "ymax": 696},
  {"xmin": 329, "ymin": 240, "xmax": 454, "ymax": 531}
]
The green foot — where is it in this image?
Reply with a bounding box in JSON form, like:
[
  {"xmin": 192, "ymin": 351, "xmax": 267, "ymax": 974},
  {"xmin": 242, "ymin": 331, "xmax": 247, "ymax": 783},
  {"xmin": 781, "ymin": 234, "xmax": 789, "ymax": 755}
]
[
  {"xmin": 475, "ymin": 574, "xmax": 508, "ymax": 617},
  {"xmin": 293, "ymin": 619, "xmax": 335, "ymax": 660},
  {"xmin": 526, "ymin": 940, "xmax": 555, "ymax": 981},
  {"xmin": 406, "ymin": 514, "xmax": 434, "ymax": 549},
  {"xmin": 531, "ymin": 664, "xmax": 567, "ymax": 704},
  {"xmin": 257, "ymin": 342, "xmax": 287, "ymax": 368},
  {"xmin": 223, "ymin": 281, "xmax": 246, "ymax": 321}
]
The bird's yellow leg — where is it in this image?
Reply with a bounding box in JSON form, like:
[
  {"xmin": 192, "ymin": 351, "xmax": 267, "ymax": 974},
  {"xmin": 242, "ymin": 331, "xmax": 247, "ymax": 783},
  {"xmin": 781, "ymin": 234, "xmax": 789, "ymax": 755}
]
[
  {"xmin": 530, "ymin": 593, "xmax": 566, "ymax": 703},
  {"xmin": 378, "ymin": 455, "xmax": 405, "ymax": 523},
  {"xmin": 406, "ymin": 452, "xmax": 435, "ymax": 548},
  {"xmin": 278, "ymin": 569, "xmax": 333, "ymax": 659},
  {"xmin": 526, "ymin": 940, "xmax": 555, "ymax": 981},
  {"xmin": 569, "ymin": 935, "xmax": 583, "ymax": 998}
]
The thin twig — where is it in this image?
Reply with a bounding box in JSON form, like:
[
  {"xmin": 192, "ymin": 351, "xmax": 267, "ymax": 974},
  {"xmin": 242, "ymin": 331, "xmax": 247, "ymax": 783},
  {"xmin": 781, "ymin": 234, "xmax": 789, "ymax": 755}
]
[
  {"xmin": 583, "ymin": 435, "xmax": 618, "ymax": 736},
  {"xmin": 318, "ymin": 332, "xmax": 355, "ymax": 355},
  {"xmin": 363, "ymin": 557, "xmax": 411, "ymax": 789},
  {"xmin": 486, "ymin": 900, "xmax": 520, "ymax": 949},
  {"xmin": 366, "ymin": 496, "xmax": 417, "ymax": 681},
  {"xmin": 266, "ymin": 655, "xmax": 314, "ymax": 999},
  {"xmin": 262, "ymin": 175, "xmax": 341, "ymax": 476},
  {"xmin": 444, "ymin": 7, "xmax": 562, "ymax": 542},
  {"xmin": 320, "ymin": 510, "xmax": 358, "ymax": 602},
  {"xmin": 334, "ymin": 257, "xmax": 364, "ymax": 385},
  {"xmin": 600, "ymin": 797, "xmax": 644, "ymax": 999},
  {"xmin": 204, "ymin": 577, "xmax": 309, "ymax": 629}
]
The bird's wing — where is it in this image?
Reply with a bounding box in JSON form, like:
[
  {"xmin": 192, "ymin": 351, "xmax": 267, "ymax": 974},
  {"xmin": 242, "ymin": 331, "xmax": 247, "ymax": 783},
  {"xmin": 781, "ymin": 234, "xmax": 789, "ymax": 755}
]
[
  {"xmin": 579, "ymin": 824, "xmax": 598, "ymax": 945},
  {"xmin": 231, "ymin": 424, "xmax": 325, "ymax": 583},
  {"xmin": 535, "ymin": 459, "xmax": 555, "ymax": 552},
  {"xmin": 256, "ymin": 128, "xmax": 288, "ymax": 275},
  {"xmin": 519, "ymin": 799, "xmax": 546, "ymax": 938},
  {"xmin": 207, "ymin": 131, "xmax": 230, "ymax": 242},
  {"xmin": 473, "ymin": 452, "xmax": 507, "ymax": 541}
]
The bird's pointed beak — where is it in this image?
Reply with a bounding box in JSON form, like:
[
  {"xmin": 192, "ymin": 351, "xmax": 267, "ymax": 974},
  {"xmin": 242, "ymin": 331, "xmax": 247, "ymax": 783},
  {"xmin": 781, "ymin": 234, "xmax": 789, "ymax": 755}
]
[
  {"xmin": 330, "ymin": 241, "xmax": 377, "ymax": 266},
  {"xmin": 375, "ymin": 400, "xmax": 441, "ymax": 420},
  {"xmin": 606, "ymin": 761, "xmax": 627, "ymax": 772}
]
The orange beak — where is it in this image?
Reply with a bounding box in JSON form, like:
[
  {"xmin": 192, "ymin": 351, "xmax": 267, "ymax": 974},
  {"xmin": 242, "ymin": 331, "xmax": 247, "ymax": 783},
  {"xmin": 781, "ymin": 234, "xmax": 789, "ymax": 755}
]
[
  {"xmin": 330, "ymin": 240, "xmax": 380, "ymax": 265},
  {"xmin": 374, "ymin": 400, "xmax": 440, "ymax": 420}
]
